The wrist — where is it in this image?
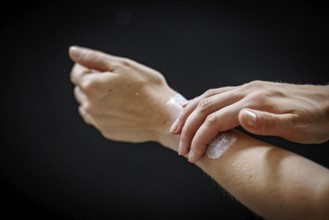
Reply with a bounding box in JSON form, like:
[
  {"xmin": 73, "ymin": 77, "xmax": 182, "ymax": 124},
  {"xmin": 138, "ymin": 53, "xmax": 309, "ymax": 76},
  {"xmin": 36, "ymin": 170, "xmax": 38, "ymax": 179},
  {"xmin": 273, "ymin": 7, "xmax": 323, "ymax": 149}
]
[{"xmin": 152, "ymin": 88, "xmax": 186, "ymax": 151}]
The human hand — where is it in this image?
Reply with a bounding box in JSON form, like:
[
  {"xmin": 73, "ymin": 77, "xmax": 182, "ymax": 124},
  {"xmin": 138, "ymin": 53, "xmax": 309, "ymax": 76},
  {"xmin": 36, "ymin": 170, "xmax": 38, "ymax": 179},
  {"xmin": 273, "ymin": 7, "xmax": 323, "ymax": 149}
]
[
  {"xmin": 171, "ymin": 80, "xmax": 329, "ymax": 162},
  {"xmin": 69, "ymin": 46, "xmax": 178, "ymax": 144}
]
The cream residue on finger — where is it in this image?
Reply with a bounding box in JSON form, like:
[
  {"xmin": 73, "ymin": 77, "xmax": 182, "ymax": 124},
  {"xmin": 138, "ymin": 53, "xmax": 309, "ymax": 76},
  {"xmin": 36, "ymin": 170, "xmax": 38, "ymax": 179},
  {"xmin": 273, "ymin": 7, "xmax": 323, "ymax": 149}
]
[
  {"xmin": 206, "ymin": 132, "xmax": 236, "ymax": 159},
  {"xmin": 166, "ymin": 94, "xmax": 236, "ymax": 159}
]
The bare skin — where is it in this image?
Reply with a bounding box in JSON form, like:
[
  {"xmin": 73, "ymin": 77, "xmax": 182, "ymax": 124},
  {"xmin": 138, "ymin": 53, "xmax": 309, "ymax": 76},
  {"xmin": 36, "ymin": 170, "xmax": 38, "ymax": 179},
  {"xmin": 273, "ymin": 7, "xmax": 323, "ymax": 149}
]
[
  {"xmin": 69, "ymin": 46, "xmax": 176, "ymax": 143},
  {"xmin": 171, "ymin": 81, "xmax": 329, "ymax": 162},
  {"xmin": 69, "ymin": 46, "xmax": 329, "ymax": 220}
]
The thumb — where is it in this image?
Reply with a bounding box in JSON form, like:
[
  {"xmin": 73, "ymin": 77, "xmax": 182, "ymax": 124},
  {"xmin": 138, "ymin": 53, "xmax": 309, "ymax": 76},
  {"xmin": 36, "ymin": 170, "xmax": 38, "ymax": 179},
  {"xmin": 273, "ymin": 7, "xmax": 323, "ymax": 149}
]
[
  {"xmin": 69, "ymin": 46, "xmax": 111, "ymax": 71},
  {"xmin": 239, "ymin": 108, "xmax": 292, "ymax": 137}
]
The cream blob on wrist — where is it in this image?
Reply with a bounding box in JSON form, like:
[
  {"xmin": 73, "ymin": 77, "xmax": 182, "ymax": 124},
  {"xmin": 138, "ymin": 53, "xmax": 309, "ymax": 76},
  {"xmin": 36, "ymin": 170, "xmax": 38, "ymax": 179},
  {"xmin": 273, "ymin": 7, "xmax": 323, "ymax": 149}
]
[
  {"xmin": 165, "ymin": 93, "xmax": 186, "ymax": 118},
  {"xmin": 166, "ymin": 93, "xmax": 236, "ymax": 160}
]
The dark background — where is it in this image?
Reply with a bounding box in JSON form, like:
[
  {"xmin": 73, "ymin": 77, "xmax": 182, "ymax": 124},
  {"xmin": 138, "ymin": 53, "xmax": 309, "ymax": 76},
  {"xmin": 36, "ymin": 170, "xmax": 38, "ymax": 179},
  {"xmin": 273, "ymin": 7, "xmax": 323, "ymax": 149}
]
[{"xmin": 1, "ymin": 0, "xmax": 329, "ymax": 219}]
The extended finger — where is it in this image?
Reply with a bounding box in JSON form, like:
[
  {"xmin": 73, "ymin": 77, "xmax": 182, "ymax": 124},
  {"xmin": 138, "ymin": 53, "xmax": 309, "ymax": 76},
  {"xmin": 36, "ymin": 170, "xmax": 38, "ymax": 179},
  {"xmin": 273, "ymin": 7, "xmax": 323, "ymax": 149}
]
[
  {"xmin": 171, "ymin": 86, "xmax": 237, "ymax": 135},
  {"xmin": 69, "ymin": 46, "xmax": 122, "ymax": 71},
  {"xmin": 188, "ymin": 103, "xmax": 242, "ymax": 163},
  {"xmin": 178, "ymin": 90, "xmax": 242, "ymax": 155},
  {"xmin": 178, "ymin": 97, "xmax": 219, "ymax": 155}
]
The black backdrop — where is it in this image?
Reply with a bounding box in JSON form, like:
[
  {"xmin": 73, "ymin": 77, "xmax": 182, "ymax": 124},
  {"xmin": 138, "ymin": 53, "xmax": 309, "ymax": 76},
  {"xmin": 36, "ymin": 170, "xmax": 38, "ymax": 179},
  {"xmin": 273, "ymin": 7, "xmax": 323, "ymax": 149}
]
[{"xmin": 2, "ymin": 1, "xmax": 329, "ymax": 219}]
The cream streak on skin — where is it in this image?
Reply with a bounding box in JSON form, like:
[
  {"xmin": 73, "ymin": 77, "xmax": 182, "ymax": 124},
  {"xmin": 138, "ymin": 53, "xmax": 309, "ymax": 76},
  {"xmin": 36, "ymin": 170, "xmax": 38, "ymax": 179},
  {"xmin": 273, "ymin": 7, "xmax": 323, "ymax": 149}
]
[
  {"xmin": 206, "ymin": 132, "xmax": 236, "ymax": 159},
  {"xmin": 166, "ymin": 94, "xmax": 236, "ymax": 159}
]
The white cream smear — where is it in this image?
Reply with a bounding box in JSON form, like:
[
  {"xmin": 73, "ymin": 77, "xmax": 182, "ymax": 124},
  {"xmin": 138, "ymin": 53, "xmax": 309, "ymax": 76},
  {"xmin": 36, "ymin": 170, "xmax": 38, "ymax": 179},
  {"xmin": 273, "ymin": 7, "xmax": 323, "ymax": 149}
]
[
  {"xmin": 206, "ymin": 132, "xmax": 236, "ymax": 159},
  {"xmin": 166, "ymin": 94, "xmax": 236, "ymax": 160},
  {"xmin": 166, "ymin": 93, "xmax": 186, "ymax": 117},
  {"xmin": 166, "ymin": 93, "xmax": 186, "ymax": 107}
]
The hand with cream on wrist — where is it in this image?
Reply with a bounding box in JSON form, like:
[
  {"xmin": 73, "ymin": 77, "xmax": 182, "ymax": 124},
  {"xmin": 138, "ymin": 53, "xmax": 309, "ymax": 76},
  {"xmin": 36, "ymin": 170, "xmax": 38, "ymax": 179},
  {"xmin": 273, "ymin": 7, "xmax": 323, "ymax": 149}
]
[
  {"xmin": 68, "ymin": 46, "xmax": 329, "ymax": 220},
  {"xmin": 68, "ymin": 46, "xmax": 234, "ymax": 157},
  {"xmin": 69, "ymin": 46, "xmax": 178, "ymax": 145}
]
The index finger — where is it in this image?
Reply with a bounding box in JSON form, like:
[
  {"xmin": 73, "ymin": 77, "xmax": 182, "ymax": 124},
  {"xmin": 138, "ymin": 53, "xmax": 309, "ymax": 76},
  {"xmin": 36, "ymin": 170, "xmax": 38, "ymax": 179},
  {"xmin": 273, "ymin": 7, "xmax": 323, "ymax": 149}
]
[
  {"xmin": 171, "ymin": 86, "xmax": 236, "ymax": 135},
  {"xmin": 69, "ymin": 46, "xmax": 123, "ymax": 72}
]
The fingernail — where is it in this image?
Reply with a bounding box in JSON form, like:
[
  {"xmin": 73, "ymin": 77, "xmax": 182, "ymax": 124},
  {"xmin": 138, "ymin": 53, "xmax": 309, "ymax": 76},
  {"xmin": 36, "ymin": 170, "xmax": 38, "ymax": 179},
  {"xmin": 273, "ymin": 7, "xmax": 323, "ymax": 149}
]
[
  {"xmin": 178, "ymin": 140, "xmax": 184, "ymax": 155},
  {"xmin": 170, "ymin": 118, "xmax": 180, "ymax": 133},
  {"xmin": 69, "ymin": 46, "xmax": 81, "ymax": 60},
  {"xmin": 244, "ymin": 110, "xmax": 256, "ymax": 126}
]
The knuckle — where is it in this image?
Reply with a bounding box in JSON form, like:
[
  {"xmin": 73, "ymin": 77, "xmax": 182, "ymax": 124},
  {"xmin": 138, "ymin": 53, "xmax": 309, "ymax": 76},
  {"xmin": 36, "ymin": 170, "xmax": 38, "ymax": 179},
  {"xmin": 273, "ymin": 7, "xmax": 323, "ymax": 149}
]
[
  {"xmin": 197, "ymin": 98, "xmax": 213, "ymax": 113},
  {"xmin": 70, "ymin": 73, "xmax": 76, "ymax": 84},
  {"xmin": 80, "ymin": 79, "xmax": 98, "ymax": 93},
  {"xmin": 205, "ymin": 112, "xmax": 218, "ymax": 126},
  {"xmin": 83, "ymin": 102, "xmax": 94, "ymax": 114},
  {"xmin": 246, "ymin": 90, "xmax": 280, "ymax": 110},
  {"xmin": 248, "ymin": 93, "xmax": 267, "ymax": 106},
  {"xmin": 110, "ymin": 63, "xmax": 121, "ymax": 71},
  {"xmin": 203, "ymin": 88, "xmax": 218, "ymax": 97},
  {"xmin": 265, "ymin": 88, "xmax": 285, "ymax": 98},
  {"xmin": 118, "ymin": 58, "xmax": 132, "ymax": 67},
  {"xmin": 248, "ymin": 80, "xmax": 264, "ymax": 87},
  {"xmin": 73, "ymin": 87, "xmax": 81, "ymax": 100},
  {"xmin": 242, "ymin": 80, "xmax": 264, "ymax": 91}
]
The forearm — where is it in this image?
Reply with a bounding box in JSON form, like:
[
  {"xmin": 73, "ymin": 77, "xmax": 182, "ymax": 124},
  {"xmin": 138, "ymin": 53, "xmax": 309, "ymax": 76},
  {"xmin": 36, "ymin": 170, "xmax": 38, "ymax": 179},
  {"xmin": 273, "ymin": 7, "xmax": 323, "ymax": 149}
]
[
  {"xmin": 157, "ymin": 92, "xmax": 329, "ymax": 220},
  {"xmin": 68, "ymin": 46, "xmax": 329, "ymax": 219},
  {"xmin": 198, "ymin": 131, "xmax": 329, "ymax": 219}
]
